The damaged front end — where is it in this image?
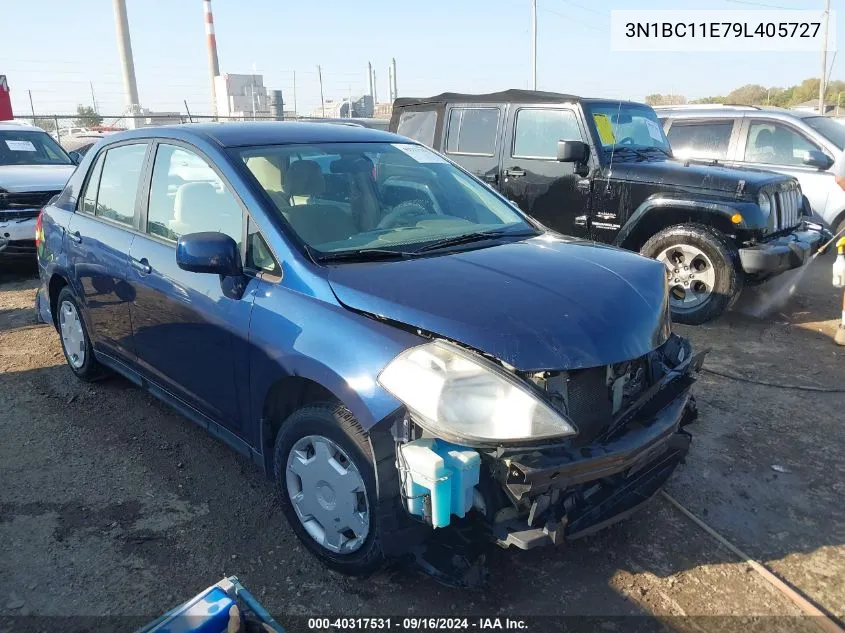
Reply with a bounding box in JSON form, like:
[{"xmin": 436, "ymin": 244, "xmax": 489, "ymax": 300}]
[{"xmin": 381, "ymin": 333, "xmax": 705, "ymax": 558}]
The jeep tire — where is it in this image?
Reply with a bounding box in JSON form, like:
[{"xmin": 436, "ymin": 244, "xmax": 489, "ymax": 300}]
[{"xmin": 640, "ymin": 223, "xmax": 743, "ymax": 325}]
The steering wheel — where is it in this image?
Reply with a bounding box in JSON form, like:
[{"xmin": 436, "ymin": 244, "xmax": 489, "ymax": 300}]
[
  {"xmin": 618, "ymin": 136, "xmax": 635, "ymax": 145},
  {"xmin": 377, "ymin": 200, "xmax": 432, "ymax": 230}
]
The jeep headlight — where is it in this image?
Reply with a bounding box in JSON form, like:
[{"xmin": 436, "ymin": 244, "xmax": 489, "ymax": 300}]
[
  {"xmin": 378, "ymin": 340, "xmax": 577, "ymax": 444},
  {"xmin": 757, "ymin": 191, "xmax": 772, "ymax": 215}
]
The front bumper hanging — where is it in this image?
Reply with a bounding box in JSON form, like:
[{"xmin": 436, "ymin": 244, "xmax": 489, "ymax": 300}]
[{"xmin": 739, "ymin": 223, "xmax": 825, "ymax": 275}]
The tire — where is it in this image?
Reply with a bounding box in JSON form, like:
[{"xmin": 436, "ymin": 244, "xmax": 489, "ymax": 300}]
[
  {"xmin": 640, "ymin": 223, "xmax": 743, "ymax": 325},
  {"xmin": 56, "ymin": 286, "xmax": 108, "ymax": 381},
  {"xmin": 273, "ymin": 403, "xmax": 386, "ymax": 575}
]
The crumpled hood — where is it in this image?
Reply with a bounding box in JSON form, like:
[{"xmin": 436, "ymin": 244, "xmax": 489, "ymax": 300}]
[
  {"xmin": 611, "ymin": 158, "xmax": 791, "ymax": 195},
  {"xmin": 0, "ymin": 165, "xmax": 76, "ymax": 193},
  {"xmin": 327, "ymin": 235, "xmax": 670, "ymax": 371}
]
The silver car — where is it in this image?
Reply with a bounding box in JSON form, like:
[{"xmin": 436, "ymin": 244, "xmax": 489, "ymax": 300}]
[
  {"xmin": 655, "ymin": 105, "xmax": 845, "ymax": 233},
  {"xmin": 0, "ymin": 122, "xmax": 77, "ymax": 261}
]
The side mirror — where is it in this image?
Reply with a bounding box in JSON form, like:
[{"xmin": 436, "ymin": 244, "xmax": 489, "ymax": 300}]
[
  {"xmin": 804, "ymin": 150, "xmax": 834, "ymax": 170},
  {"xmin": 176, "ymin": 232, "xmax": 242, "ymax": 277},
  {"xmin": 557, "ymin": 140, "xmax": 588, "ymax": 163},
  {"xmin": 68, "ymin": 151, "xmax": 82, "ymax": 165}
]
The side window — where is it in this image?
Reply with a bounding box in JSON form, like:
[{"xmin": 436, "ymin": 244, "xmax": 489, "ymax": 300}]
[
  {"xmin": 744, "ymin": 121, "xmax": 820, "ymax": 166},
  {"xmin": 147, "ymin": 144, "xmax": 244, "ymax": 245},
  {"xmin": 80, "ymin": 151, "xmax": 106, "ymax": 214},
  {"xmin": 95, "ymin": 143, "xmax": 148, "ymax": 226},
  {"xmin": 246, "ymin": 217, "xmax": 280, "ymax": 276},
  {"xmin": 666, "ymin": 120, "xmax": 734, "ymax": 160},
  {"xmin": 396, "ymin": 110, "xmax": 437, "ymax": 147},
  {"xmin": 445, "ymin": 107, "xmax": 498, "ymax": 155},
  {"xmin": 513, "ymin": 109, "xmax": 582, "ymax": 159}
]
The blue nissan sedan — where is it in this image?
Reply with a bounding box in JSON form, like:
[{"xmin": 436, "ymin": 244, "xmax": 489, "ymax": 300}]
[{"xmin": 36, "ymin": 122, "xmax": 703, "ymax": 578}]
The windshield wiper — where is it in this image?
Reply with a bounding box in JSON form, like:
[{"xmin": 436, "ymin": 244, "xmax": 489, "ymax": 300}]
[
  {"xmin": 416, "ymin": 228, "xmax": 536, "ymax": 253},
  {"xmin": 316, "ymin": 248, "xmax": 416, "ymax": 263},
  {"xmin": 640, "ymin": 146, "xmax": 673, "ymax": 158},
  {"xmin": 607, "ymin": 146, "xmax": 651, "ymax": 161}
]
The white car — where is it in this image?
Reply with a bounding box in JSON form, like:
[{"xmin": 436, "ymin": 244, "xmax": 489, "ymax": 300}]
[{"xmin": 0, "ymin": 122, "xmax": 76, "ymax": 261}]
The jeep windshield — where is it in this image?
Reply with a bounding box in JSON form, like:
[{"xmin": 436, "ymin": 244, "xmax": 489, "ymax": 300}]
[
  {"xmin": 0, "ymin": 129, "xmax": 73, "ymax": 166},
  {"xmin": 584, "ymin": 102, "xmax": 672, "ymax": 160},
  {"xmin": 236, "ymin": 142, "xmax": 538, "ymax": 260}
]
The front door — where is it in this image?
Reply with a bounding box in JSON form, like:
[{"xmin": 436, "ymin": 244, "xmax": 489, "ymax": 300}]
[
  {"xmin": 441, "ymin": 105, "xmax": 503, "ymax": 186},
  {"xmin": 126, "ymin": 141, "xmax": 253, "ymax": 432},
  {"xmin": 64, "ymin": 142, "xmax": 150, "ymax": 362},
  {"xmin": 498, "ymin": 106, "xmax": 591, "ymax": 238}
]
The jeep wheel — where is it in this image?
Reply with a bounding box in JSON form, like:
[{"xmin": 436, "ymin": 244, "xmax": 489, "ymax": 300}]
[{"xmin": 640, "ymin": 223, "xmax": 743, "ymax": 325}]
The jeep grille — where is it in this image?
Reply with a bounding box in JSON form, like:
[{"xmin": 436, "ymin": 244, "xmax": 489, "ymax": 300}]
[{"xmin": 776, "ymin": 186, "xmax": 801, "ymax": 230}]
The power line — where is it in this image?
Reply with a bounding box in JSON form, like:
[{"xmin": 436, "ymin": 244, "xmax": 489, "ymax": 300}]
[
  {"xmin": 539, "ymin": 6, "xmax": 606, "ymax": 31},
  {"xmin": 724, "ymin": 0, "xmax": 800, "ymax": 8},
  {"xmin": 559, "ymin": 0, "xmax": 606, "ymax": 17}
]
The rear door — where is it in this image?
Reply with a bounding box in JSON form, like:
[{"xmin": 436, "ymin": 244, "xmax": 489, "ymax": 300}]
[
  {"xmin": 498, "ymin": 105, "xmax": 591, "ymax": 238},
  {"xmin": 663, "ymin": 118, "xmax": 740, "ymax": 162},
  {"xmin": 64, "ymin": 141, "xmax": 150, "ymax": 363},
  {"xmin": 441, "ymin": 105, "xmax": 503, "ymax": 187},
  {"xmin": 126, "ymin": 141, "xmax": 254, "ymax": 433}
]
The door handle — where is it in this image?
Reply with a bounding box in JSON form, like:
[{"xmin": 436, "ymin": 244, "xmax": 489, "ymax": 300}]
[
  {"xmin": 504, "ymin": 168, "xmax": 526, "ymax": 178},
  {"xmin": 67, "ymin": 230, "xmax": 82, "ymax": 244},
  {"xmin": 131, "ymin": 257, "xmax": 152, "ymax": 275}
]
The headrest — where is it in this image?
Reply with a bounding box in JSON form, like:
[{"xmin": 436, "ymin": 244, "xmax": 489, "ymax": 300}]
[{"xmin": 285, "ymin": 160, "xmax": 325, "ymax": 196}]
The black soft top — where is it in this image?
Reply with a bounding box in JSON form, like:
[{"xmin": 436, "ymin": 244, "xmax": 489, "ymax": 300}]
[{"xmin": 393, "ymin": 89, "xmax": 583, "ymax": 108}]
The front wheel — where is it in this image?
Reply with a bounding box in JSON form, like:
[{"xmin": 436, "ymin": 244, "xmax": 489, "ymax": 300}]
[
  {"xmin": 273, "ymin": 403, "xmax": 386, "ymax": 575},
  {"xmin": 640, "ymin": 223, "xmax": 743, "ymax": 325}
]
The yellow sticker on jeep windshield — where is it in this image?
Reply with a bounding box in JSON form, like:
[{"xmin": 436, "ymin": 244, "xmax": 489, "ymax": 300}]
[{"xmin": 593, "ymin": 113, "xmax": 616, "ymax": 145}]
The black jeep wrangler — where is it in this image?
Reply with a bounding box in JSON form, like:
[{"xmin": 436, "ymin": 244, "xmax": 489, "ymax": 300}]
[{"xmin": 390, "ymin": 90, "xmax": 826, "ymax": 324}]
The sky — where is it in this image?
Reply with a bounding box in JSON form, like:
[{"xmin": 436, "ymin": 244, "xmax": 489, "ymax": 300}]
[{"xmin": 0, "ymin": 0, "xmax": 841, "ymax": 120}]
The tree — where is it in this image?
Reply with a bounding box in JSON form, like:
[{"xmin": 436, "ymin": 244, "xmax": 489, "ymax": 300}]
[
  {"xmin": 74, "ymin": 105, "xmax": 102, "ymax": 128},
  {"xmin": 645, "ymin": 93, "xmax": 687, "ymax": 106},
  {"xmin": 32, "ymin": 118, "xmax": 57, "ymax": 133},
  {"xmin": 725, "ymin": 84, "xmax": 767, "ymax": 105}
]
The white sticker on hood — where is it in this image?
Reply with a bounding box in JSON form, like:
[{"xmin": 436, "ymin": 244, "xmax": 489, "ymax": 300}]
[
  {"xmin": 5, "ymin": 140, "xmax": 37, "ymax": 152},
  {"xmin": 392, "ymin": 143, "xmax": 447, "ymax": 164}
]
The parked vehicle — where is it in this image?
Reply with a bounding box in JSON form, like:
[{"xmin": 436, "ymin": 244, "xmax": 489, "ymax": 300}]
[
  {"xmin": 655, "ymin": 104, "xmax": 845, "ymax": 234},
  {"xmin": 38, "ymin": 122, "xmax": 702, "ymax": 579},
  {"xmin": 60, "ymin": 131, "xmax": 110, "ymax": 157},
  {"xmin": 0, "ymin": 122, "xmax": 77, "ymax": 261},
  {"xmin": 390, "ymin": 90, "xmax": 826, "ymax": 324}
]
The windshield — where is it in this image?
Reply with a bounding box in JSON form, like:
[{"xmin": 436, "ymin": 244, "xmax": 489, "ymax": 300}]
[
  {"xmin": 584, "ymin": 102, "xmax": 671, "ymax": 157},
  {"xmin": 236, "ymin": 142, "xmax": 537, "ymax": 258},
  {"xmin": 803, "ymin": 116, "xmax": 845, "ymax": 150},
  {"xmin": 0, "ymin": 129, "xmax": 73, "ymax": 166}
]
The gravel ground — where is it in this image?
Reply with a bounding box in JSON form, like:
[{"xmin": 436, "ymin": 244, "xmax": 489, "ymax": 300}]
[{"xmin": 0, "ymin": 255, "xmax": 843, "ymax": 633}]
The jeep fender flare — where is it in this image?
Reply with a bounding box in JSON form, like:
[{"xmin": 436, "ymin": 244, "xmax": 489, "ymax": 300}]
[{"xmin": 615, "ymin": 196, "xmax": 748, "ymax": 249}]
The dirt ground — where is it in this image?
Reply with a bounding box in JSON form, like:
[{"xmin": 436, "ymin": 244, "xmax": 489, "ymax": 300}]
[{"xmin": 1, "ymin": 254, "xmax": 843, "ymax": 633}]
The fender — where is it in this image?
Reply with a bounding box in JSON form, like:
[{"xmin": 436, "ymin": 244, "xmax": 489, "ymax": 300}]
[{"xmin": 614, "ymin": 194, "xmax": 763, "ymax": 248}]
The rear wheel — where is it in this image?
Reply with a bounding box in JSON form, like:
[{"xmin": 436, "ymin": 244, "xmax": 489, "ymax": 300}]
[
  {"xmin": 640, "ymin": 223, "xmax": 743, "ymax": 325},
  {"xmin": 56, "ymin": 286, "xmax": 107, "ymax": 381},
  {"xmin": 273, "ymin": 403, "xmax": 386, "ymax": 575}
]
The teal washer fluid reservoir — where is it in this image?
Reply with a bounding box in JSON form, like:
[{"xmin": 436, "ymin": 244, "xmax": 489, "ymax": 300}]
[{"xmin": 399, "ymin": 439, "xmax": 481, "ymax": 527}]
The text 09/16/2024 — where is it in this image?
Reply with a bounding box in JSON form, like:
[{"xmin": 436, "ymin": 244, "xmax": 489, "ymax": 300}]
[{"xmin": 610, "ymin": 9, "xmax": 836, "ymax": 52}]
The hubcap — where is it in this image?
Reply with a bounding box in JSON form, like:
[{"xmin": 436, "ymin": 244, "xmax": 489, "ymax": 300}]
[
  {"xmin": 59, "ymin": 300, "xmax": 86, "ymax": 369},
  {"xmin": 285, "ymin": 435, "xmax": 370, "ymax": 554},
  {"xmin": 656, "ymin": 244, "xmax": 716, "ymax": 312}
]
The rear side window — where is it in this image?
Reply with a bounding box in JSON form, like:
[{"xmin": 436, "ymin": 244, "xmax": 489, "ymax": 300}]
[
  {"xmin": 396, "ymin": 110, "xmax": 437, "ymax": 147},
  {"xmin": 744, "ymin": 121, "xmax": 820, "ymax": 166},
  {"xmin": 445, "ymin": 108, "xmax": 499, "ymax": 156},
  {"xmin": 666, "ymin": 120, "xmax": 734, "ymax": 160},
  {"xmin": 513, "ymin": 109, "xmax": 582, "ymax": 159},
  {"xmin": 146, "ymin": 143, "xmax": 244, "ymax": 245},
  {"xmin": 81, "ymin": 143, "xmax": 147, "ymax": 226}
]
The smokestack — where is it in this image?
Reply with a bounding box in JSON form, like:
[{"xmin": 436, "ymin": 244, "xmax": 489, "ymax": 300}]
[
  {"xmin": 368, "ymin": 62, "xmax": 374, "ymax": 105},
  {"xmin": 391, "ymin": 57, "xmax": 397, "ymax": 100},
  {"xmin": 372, "ymin": 69, "xmax": 378, "ymax": 105},
  {"xmin": 204, "ymin": 0, "xmax": 220, "ymax": 118},
  {"xmin": 112, "ymin": 0, "xmax": 139, "ymax": 110},
  {"xmin": 388, "ymin": 64, "xmax": 394, "ymax": 102}
]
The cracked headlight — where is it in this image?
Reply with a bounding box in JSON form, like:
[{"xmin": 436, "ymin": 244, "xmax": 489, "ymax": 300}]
[{"xmin": 378, "ymin": 340, "xmax": 577, "ymax": 444}]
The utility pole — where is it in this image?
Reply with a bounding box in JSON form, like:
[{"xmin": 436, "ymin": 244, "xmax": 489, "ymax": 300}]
[
  {"xmin": 293, "ymin": 70, "xmax": 297, "ymax": 118},
  {"xmin": 819, "ymin": 0, "xmax": 831, "ymax": 114},
  {"xmin": 368, "ymin": 62, "xmax": 374, "ymax": 107},
  {"xmin": 388, "ymin": 64, "xmax": 394, "ymax": 102},
  {"xmin": 203, "ymin": 0, "xmax": 221, "ymax": 119},
  {"xmin": 28, "ymin": 90, "xmax": 35, "ymax": 118},
  {"xmin": 90, "ymin": 81, "xmax": 98, "ymax": 112},
  {"xmin": 372, "ymin": 69, "xmax": 378, "ymax": 105},
  {"xmin": 391, "ymin": 57, "xmax": 397, "ymax": 100},
  {"xmin": 112, "ymin": 0, "xmax": 140, "ymax": 122},
  {"xmin": 317, "ymin": 65, "xmax": 325, "ymax": 117},
  {"xmin": 531, "ymin": 0, "xmax": 537, "ymax": 90}
]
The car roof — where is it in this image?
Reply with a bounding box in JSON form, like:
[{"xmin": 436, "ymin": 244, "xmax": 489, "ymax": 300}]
[
  {"xmin": 393, "ymin": 89, "xmax": 645, "ymax": 108},
  {"xmin": 0, "ymin": 121, "xmax": 46, "ymax": 131},
  {"xmin": 654, "ymin": 105, "xmax": 826, "ymax": 120},
  {"xmin": 105, "ymin": 121, "xmax": 406, "ymax": 148}
]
